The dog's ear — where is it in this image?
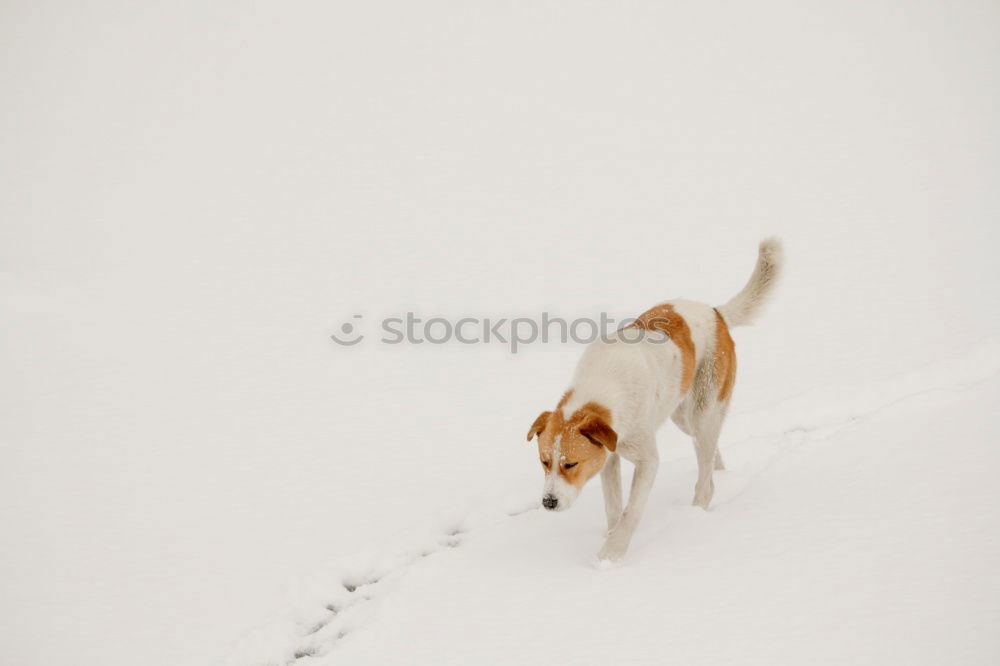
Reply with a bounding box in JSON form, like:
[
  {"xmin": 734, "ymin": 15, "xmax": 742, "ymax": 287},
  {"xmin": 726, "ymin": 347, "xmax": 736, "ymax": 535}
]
[
  {"xmin": 578, "ymin": 415, "xmax": 617, "ymax": 452},
  {"xmin": 526, "ymin": 411, "xmax": 551, "ymax": 441}
]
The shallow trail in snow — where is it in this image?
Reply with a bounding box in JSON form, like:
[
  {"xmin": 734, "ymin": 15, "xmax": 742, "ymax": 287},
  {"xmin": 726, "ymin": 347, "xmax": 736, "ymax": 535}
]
[{"xmin": 220, "ymin": 338, "xmax": 1000, "ymax": 666}]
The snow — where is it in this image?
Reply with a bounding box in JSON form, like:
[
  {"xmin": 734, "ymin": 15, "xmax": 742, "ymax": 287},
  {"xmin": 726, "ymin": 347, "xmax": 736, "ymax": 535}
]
[
  {"xmin": 223, "ymin": 344, "xmax": 1000, "ymax": 666},
  {"xmin": 2, "ymin": 2, "xmax": 1000, "ymax": 666}
]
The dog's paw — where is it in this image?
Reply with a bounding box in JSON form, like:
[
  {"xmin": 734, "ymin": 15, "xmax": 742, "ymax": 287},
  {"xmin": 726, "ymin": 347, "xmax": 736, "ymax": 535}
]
[
  {"xmin": 592, "ymin": 555, "xmax": 623, "ymax": 571},
  {"xmin": 595, "ymin": 541, "xmax": 627, "ymax": 565},
  {"xmin": 692, "ymin": 478, "xmax": 714, "ymax": 510}
]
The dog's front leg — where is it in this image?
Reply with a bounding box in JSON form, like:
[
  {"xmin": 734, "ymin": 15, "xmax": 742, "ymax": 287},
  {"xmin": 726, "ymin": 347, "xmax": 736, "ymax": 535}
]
[
  {"xmin": 600, "ymin": 452, "xmax": 622, "ymax": 533},
  {"xmin": 597, "ymin": 448, "xmax": 658, "ymax": 564}
]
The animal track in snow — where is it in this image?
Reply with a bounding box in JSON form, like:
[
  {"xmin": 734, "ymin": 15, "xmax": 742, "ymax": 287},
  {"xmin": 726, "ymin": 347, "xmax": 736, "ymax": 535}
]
[
  {"xmin": 292, "ymin": 646, "xmax": 319, "ymax": 660},
  {"xmin": 341, "ymin": 575, "xmax": 379, "ymax": 593},
  {"xmin": 274, "ymin": 521, "xmax": 482, "ymax": 664}
]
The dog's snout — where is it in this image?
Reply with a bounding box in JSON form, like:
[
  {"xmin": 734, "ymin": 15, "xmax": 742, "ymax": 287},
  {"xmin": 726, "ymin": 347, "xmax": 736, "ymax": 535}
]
[{"xmin": 542, "ymin": 495, "xmax": 558, "ymax": 510}]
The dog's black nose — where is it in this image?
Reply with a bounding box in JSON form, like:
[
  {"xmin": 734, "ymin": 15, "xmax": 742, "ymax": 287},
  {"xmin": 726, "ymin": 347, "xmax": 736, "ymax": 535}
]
[{"xmin": 542, "ymin": 495, "xmax": 558, "ymax": 510}]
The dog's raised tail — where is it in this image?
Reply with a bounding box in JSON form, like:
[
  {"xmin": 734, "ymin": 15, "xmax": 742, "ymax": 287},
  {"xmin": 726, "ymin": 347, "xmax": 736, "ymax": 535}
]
[{"xmin": 716, "ymin": 237, "xmax": 784, "ymax": 328}]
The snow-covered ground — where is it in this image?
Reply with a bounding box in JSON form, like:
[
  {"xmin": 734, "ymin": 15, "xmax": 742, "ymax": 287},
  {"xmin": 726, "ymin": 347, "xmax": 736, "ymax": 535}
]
[
  {"xmin": 227, "ymin": 341, "xmax": 1000, "ymax": 666},
  {"xmin": 2, "ymin": 2, "xmax": 999, "ymax": 666}
]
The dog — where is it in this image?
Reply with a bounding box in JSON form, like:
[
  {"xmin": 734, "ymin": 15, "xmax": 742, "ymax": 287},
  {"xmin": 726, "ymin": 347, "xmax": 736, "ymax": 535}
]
[{"xmin": 526, "ymin": 238, "xmax": 783, "ymax": 564}]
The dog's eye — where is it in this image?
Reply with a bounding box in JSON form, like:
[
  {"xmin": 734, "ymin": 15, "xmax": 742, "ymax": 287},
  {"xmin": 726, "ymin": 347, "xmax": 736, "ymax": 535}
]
[
  {"xmin": 564, "ymin": 462, "xmax": 578, "ymax": 469},
  {"xmin": 542, "ymin": 460, "xmax": 551, "ymax": 469}
]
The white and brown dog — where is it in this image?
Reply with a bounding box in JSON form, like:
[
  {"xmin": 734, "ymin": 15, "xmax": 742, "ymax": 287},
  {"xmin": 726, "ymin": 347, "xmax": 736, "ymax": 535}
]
[{"xmin": 527, "ymin": 238, "xmax": 783, "ymax": 564}]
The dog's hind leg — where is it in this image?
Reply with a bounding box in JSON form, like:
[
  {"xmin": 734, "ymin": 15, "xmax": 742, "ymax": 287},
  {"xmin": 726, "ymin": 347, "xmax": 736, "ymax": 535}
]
[
  {"xmin": 691, "ymin": 404, "xmax": 726, "ymax": 509},
  {"xmin": 689, "ymin": 309, "xmax": 737, "ymax": 503},
  {"xmin": 675, "ymin": 411, "xmax": 725, "ymax": 471}
]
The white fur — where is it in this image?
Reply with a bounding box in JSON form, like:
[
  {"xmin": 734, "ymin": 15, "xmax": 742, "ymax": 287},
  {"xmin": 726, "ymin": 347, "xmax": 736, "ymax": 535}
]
[
  {"xmin": 542, "ymin": 434, "xmax": 580, "ymax": 511},
  {"xmin": 552, "ymin": 239, "xmax": 784, "ymax": 563},
  {"xmin": 544, "ymin": 475, "xmax": 579, "ymax": 512},
  {"xmin": 716, "ymin": 237, "xmax": 783, "ymax": 328}
]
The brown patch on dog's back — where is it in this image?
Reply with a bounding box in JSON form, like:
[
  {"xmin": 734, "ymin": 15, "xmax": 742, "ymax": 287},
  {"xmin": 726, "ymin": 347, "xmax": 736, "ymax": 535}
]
[
  {"xmin": 713, "ymin": 308, "xmax": 736, "ymax": 401},
  {"xmin": 632, "ymin": 303, "xmax": 696, "ymax": 393}
]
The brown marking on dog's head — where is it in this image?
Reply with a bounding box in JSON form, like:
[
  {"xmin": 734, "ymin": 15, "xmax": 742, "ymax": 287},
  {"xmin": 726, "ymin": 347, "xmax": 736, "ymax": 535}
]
[
  {"xmin": 526, "ymin": 411, "xmax": 551, "ymax": 442},
  {"xmin": 577, "ymin": 408, "xmax": 617, "ymax": 452},
  {"xmin": 528, "ymin": 399, "xmax": 616, "ymax": 510},
  {"xmin": 712, "ymin": 309, "xmax": 737, "ymax": 401},
  {"xmin": 556, "ymin": 389, "xmax": 574, "ymax": 409},
  {"xmin": 631, "ymin": 303, "xmax": 696, "ymax": 393},
  {"xmin": 555, "ymin": 402, "xmax": 615, "ymax": 486}
]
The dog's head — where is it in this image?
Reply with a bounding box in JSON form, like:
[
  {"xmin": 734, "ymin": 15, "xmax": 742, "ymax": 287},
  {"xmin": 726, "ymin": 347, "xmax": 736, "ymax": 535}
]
[{"xmin": 526, "ymin": 399, "xmax": 617, "ymax": 512}]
